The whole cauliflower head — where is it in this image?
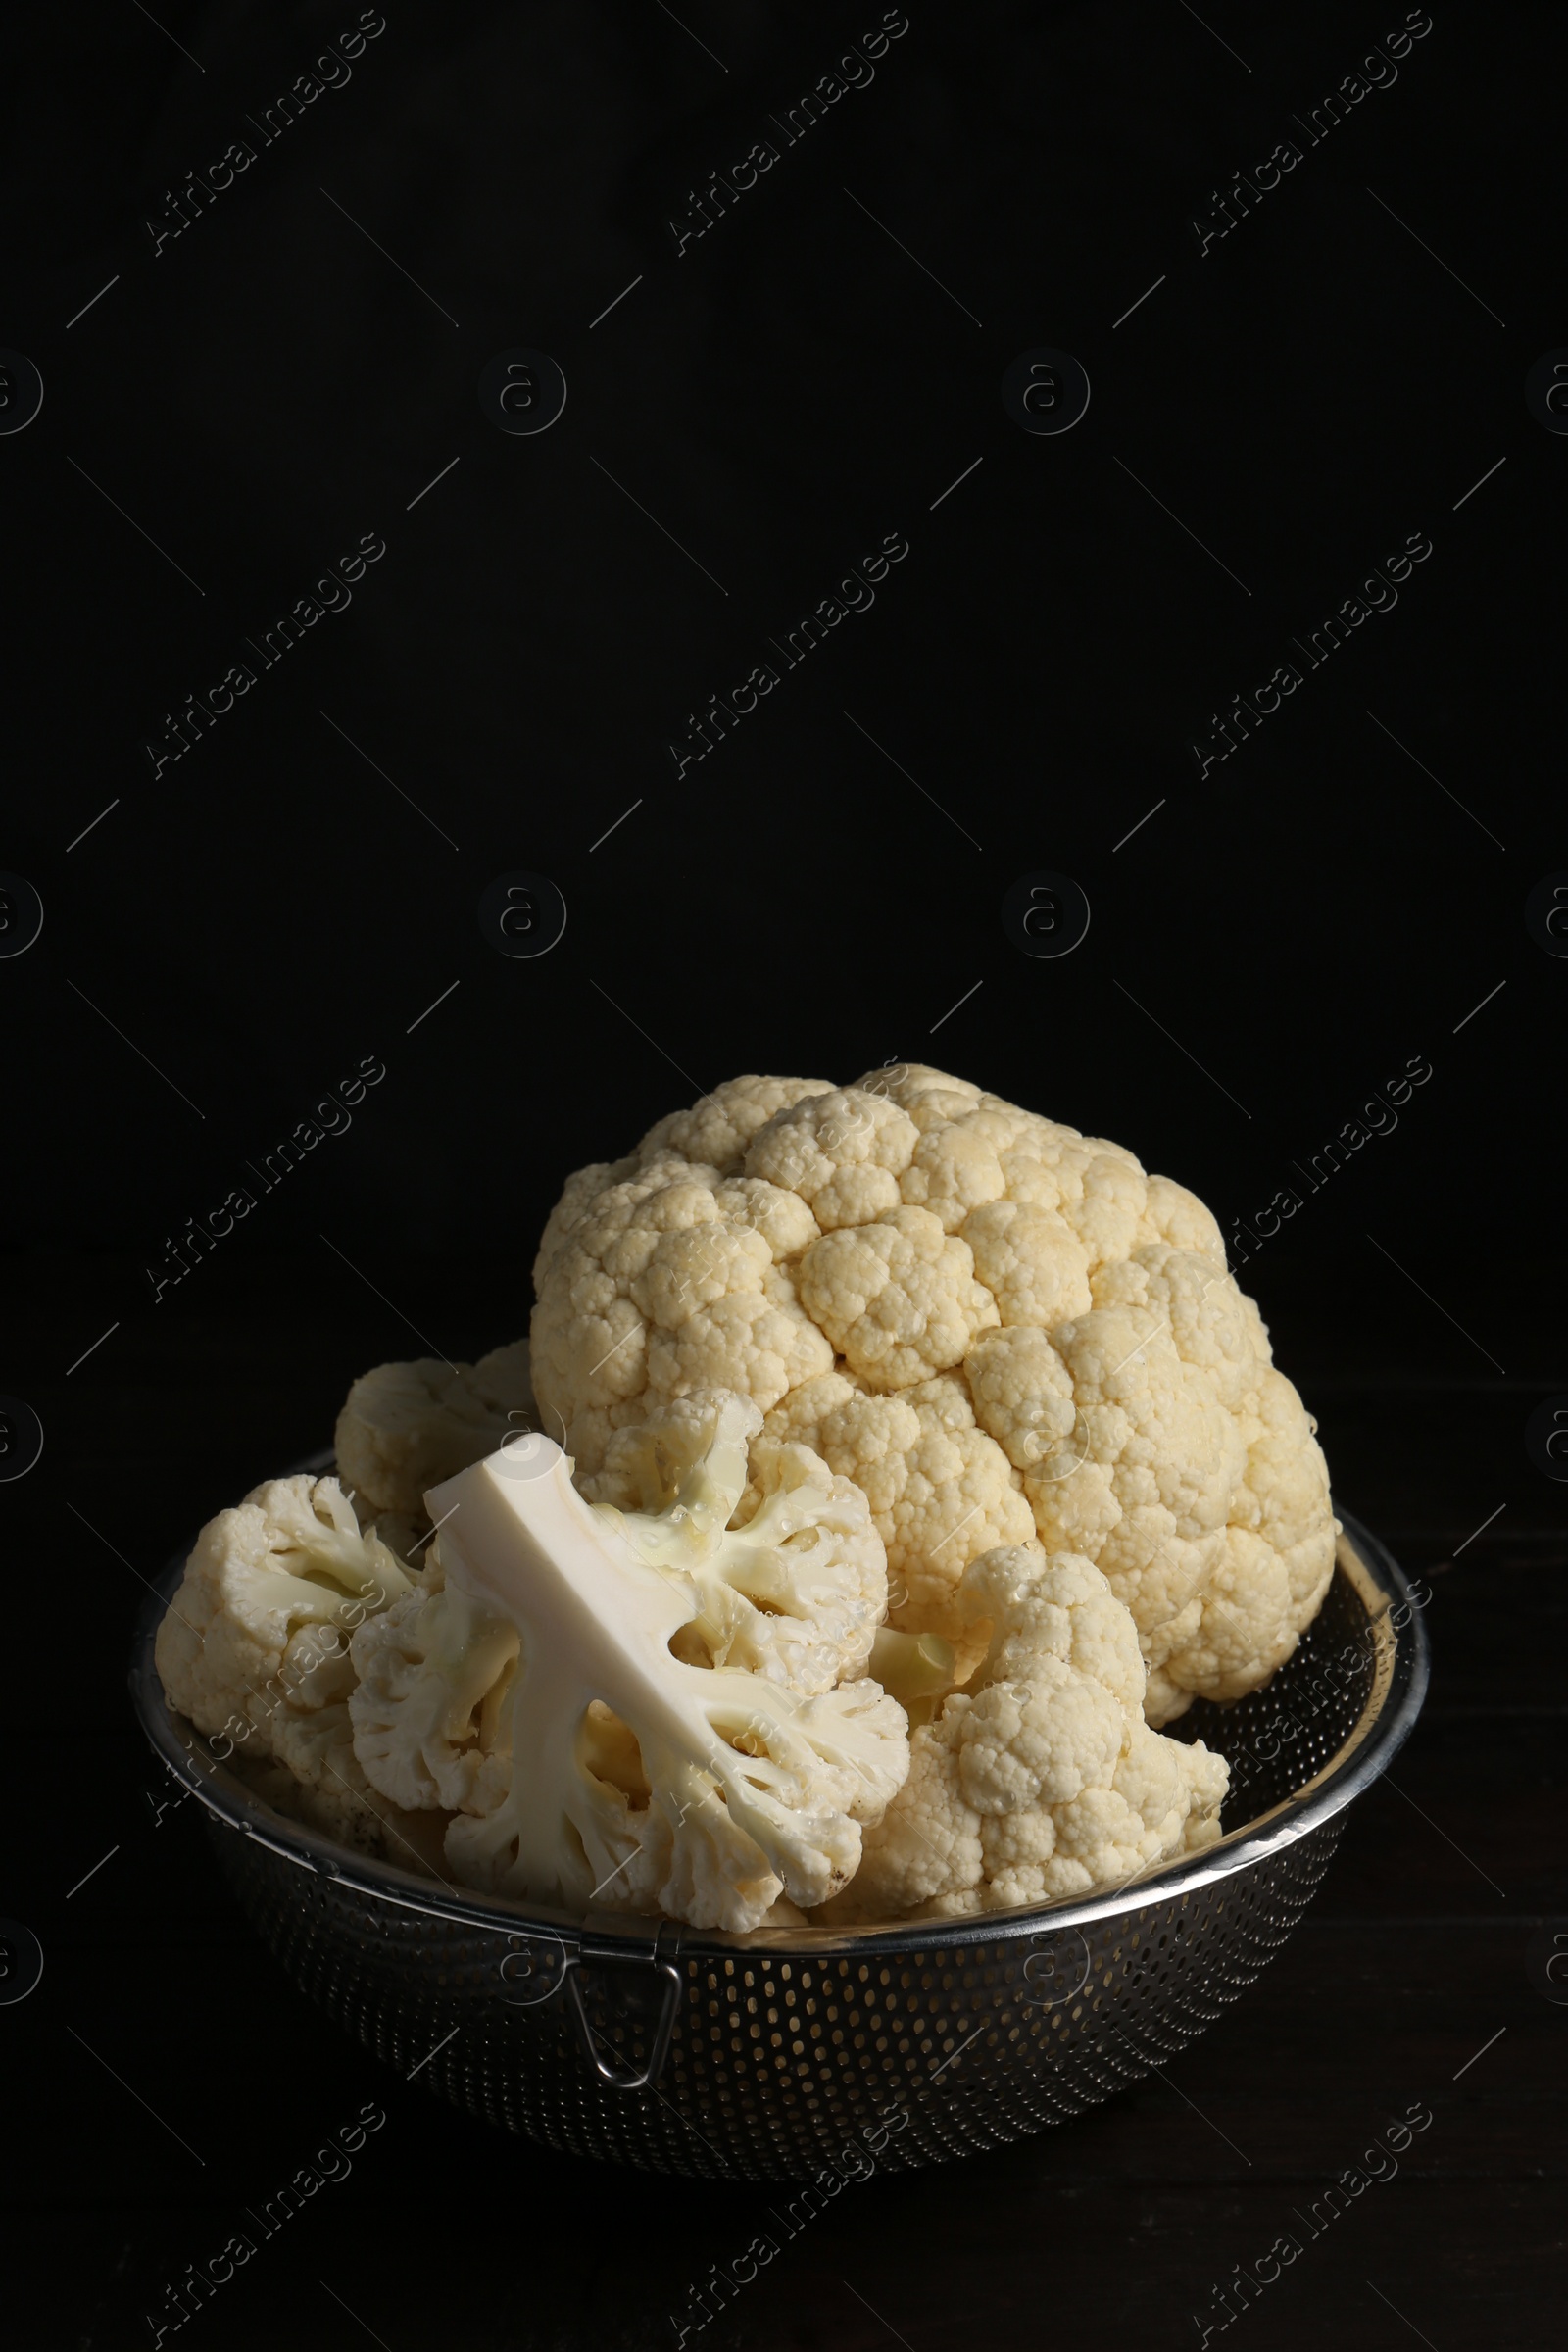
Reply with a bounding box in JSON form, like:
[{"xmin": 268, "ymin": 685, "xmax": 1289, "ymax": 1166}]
[
  {"xmin": 822, "ymin": 1542, "xmax": 1229, "ymax": 1922},
  {"xmin": 349, "ymin": 1390, "xmax": 908, "ymax": 1932},
  {"xmin": 154, "ymin": 1475, "xmax": 419, "ymax": 1848},
  {"xmin": 530, "ymin": 1068, "xmax": 1336, "ymax": 1718}
]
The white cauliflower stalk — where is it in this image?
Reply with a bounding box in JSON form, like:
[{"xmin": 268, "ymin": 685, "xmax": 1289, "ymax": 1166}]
[
  {"xmin": 823, "ymin": 1543, "xmax": 1228, "ymax": 1922},
  {"xmin": 349, "ymin": 1397, "xmax": 908, "ymax": 1932},
  {"xmin": 530, "ymin": 1068, "xmax": 1336, "ymax": 1720},
  {"xmin": 334, "ymin": 1338, "xmax": 535, "ymax": 1519}
]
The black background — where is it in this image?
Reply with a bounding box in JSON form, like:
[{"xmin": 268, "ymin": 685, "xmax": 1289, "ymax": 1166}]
[{"xmin": 2, "ymin": 3, "xmax": 1563, "ymax": 2346}]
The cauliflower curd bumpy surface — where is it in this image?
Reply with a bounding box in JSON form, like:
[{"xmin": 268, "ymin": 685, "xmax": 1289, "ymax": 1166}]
[
  {"xmin": 152, "ymin": 1063, "xmax": 1342, "ymax": 1929},
  {"xmin": 824, "ymin": 1544, "xmax": 1227, "ymax": 1921},
  {"xmin": 152, "ymin": 1473, "xmax": 438, "ymax": 1857},
  {"xmin": 530, "ymin": 1066, "xmax": 1338, "ymax": 1726}
]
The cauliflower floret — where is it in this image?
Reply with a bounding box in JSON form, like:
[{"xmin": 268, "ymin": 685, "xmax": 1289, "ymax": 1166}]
[
  {"xmin": 1233, "ymin": 1365, "xmax": 1338, "ymax": 1617},
  {"xmin": 644, "ymin": 1276, "xmax": 833, "ymax": 1411},
  {"xmin": 873, "ymin": 1063, "xmax": 985, "ymax": 1131},
  {"xmin": 1141, "ymin": 1172, "xmax": 1228, "ymax": 1262},
  {"xmin": 898, "ymin": 1103, "xmax": 1035, "ymax": 1230},
  {"xmin": 961, "ymin": 1258, "xmax": 1318, "ymax": 1719},
  {"xmin": 349, "ymin": 1396, "xmax": 909, "ymax": 1932},
  {"xmin": 960, "ymin": 1199, "xmax": 1092, "ymax": 1328},
  {"xmin": 821, "ymin": 1699, "xmax": 984, "ymax": 1919},
  {"xmin": 963, "ymin": 1325, "xmax": 1081, "ymax": 1474},
  {"xmin": 1157, "ymin": 1527, "xmax": 1298, "ymax": 1701},
  {"xmin": 235, "ymin": 1702, "xmax": 455, "ymax": 1873},
  {"xmin": 745, "ymin": 1086, "xmax": 920, "ymax": 1230},
  {"xmin": 822, "ymin": 1544, "xmax": 1227, "ymax": 1922},
  {"xmin": 334, "ymin": 1339, "xmax": 536, "ymax": 1518},
  {"xmin": 710, "ymin": 1176, "xmax": 821, "ymax": 1260},
  {"xmin": 531, "ymin": 1068, "xmax": 1338, "ymax": 1719},
  {"xmin": 349, "ymin": 1581, "xmax": 520, "ymax": 1813},
  {"xmin": 635, "ymin": 1074, "xmax": 835, "ymax": 1176},
  {"xmin": 581, "ymin": 1391, "xmax": 888, "ymax": 1693},
  {"xmin": 796, "ymin": 1205, "xmax": 1000, "ymax": 1390},
  {"xmin": 154, "ymin": 1474, "xmax": 416, "ymax": 1760},
  {"xmin": 532, "ymin": 1153, "xmax": 637, "ymax": 1289},
  {"xmin": 529, "ymin": 1152, "xmax": 832, "ymax": 1473},
  {"xmin": 768, "ymin": 1376, "xmax": 1034, "ymax": 1679},
  {"xmin": 1090, "ymin": 1244, "xmax": 1268, "ymax": 1410},
  {"xmin": 632, "ymin": 1222, "xmax": 771, "ymax": 1328}
]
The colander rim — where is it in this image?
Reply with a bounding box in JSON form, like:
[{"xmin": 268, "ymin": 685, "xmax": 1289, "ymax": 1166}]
[{"xmin": 127, "ymin": 1458, "xmax": 1429, "ymax": 1962}]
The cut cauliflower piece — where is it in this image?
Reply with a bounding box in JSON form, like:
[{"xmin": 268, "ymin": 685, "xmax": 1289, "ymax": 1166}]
[
  {"xmin": 349, "ymin": 1580, "xmax": 521, "ymax": 1814},
  {"xmin": 154, "ymin": 1473, "xmax": 416, "ymax": 1763},
  {"xmin": 530, "ymin": 1067, "xmax": 1336, "ymax": 1722},
  {"xmin": 867, "ymin": 1628, "xmax": 956, "ymax": 1727},
  {"xmin": 821, "ymin": 1543, "xmax": 1228, "ymax": 1922},
  {"xmin": 333, "ymin": 1339, "xmax": 536, "ymax": 1518},
  {"xmin": 580, "ymin": 1391, "xmax": 888, "ymax": 1693},
  {"xmin": 348, "ymin": 1404, "xmax": 908, "ymax": 1932},
  {"xmin": 235, "ymin": 1705, "xmax": 456, "ymax": 1875},
  {"xmin": 264, "ymin": 1701, "xmax": 451, "ymax": 1864}
]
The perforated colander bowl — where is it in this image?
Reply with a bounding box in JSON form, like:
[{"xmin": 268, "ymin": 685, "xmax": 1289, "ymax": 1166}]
[{"xmin": 129, "ymin": 1485, "xmax": 1427, "ymax": 2180}]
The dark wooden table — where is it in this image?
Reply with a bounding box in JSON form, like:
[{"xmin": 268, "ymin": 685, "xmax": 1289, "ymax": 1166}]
[{"xmin": 4, "ymin": 1250, "xmax": 1562, "ymax": 2351}]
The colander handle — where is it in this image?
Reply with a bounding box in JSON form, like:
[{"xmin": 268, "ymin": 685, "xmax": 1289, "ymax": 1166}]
[{"xmin": 564, "ymin": 1933, "xmax": 684, "ymax": 2092}]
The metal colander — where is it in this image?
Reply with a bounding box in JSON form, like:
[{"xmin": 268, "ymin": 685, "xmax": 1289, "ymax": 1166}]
[{"xmin": 129, "ymin": 1488, "xmax": 1427, "ymax": 2181}]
